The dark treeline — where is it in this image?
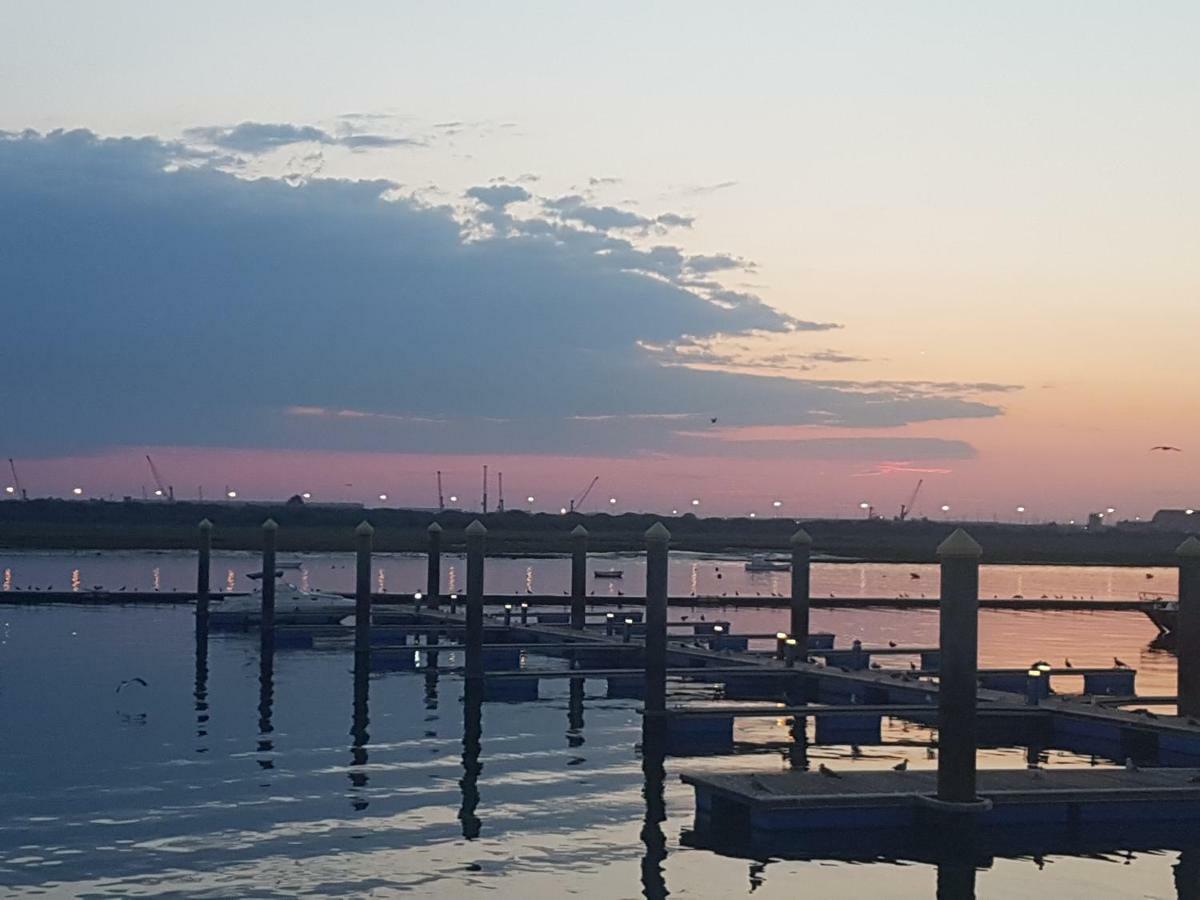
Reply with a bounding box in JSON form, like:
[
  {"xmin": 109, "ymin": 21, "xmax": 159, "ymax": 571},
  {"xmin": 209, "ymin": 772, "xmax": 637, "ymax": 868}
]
[{"xmin": 1, "ymin": 498, "xmax": 1197, "ymax": 565}]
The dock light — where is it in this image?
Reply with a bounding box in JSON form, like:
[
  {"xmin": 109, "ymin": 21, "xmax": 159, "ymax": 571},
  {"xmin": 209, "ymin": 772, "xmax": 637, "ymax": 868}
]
[
  {"xmin": 623, "ymin": 617, "xmax": 634, "ymax": 643},
  {"xmin": 775, "ymin": 632, "xmax": 788, "ymax": 659},
  {"xmin": 773, "ymin": 500, "xmax": 783, "ymax": 508},
  {"xmin": 714, "ymin": 625, "xmax": 724, "ymax": 633},
  {"xmin": 450, "ymin": 593, "xmax": 458, "ymax": 600},
  {"xmin": 302, "ymin": 491, "xmax": 312, "ymax": 500},
  {"xmin": 414, "ymin": 592, "xmax": 423, "ymax": 601},
  {"xmin": 1026, "ymin": 668, "xmax": 1044, "ymax": 705},
  {"xmin": 785, "ymin": 637, "xmax": 799, "ymax": 667},
  {"xmin": 72, "ymin": 487, "xmax": 83, "ymax": 496},
  {"xmin": 503, "ymin": 603, "xmax": 513, "ymax": 625},
  {"xmin": 1036, "ymin": 662, "xmax": 1052, "ymax": 674},
  {"xmin": 1188, "ymin": 509, "xmax": 1196, "ymax": 516},
  {"xmin": 606, "ymin": 611, "xmax": 616, "ymax": 635},
  {"xmin": 226, "ymin": 490, "xmax": 238, "ymax": 499}
]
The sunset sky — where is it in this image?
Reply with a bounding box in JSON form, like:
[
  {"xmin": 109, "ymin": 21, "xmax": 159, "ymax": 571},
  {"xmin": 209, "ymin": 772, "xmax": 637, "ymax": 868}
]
[{"xmin": 2, "ymin": 2, "xmax": 1198, "ymax": 520}]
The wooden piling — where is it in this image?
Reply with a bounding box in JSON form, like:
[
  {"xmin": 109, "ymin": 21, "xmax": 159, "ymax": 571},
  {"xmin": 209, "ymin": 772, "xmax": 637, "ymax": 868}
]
[
  {"xmin": 790, "ymin": 528, "xmax": 811, "ymax": 651},
  {"xmin": 644, "ymin": 522, "xmax": 670, "ymax": 716},
  {"xmin": 1178, "ymin": 537, "xmax": 1200, "ymax": 717},
  {"xmin": 196, "ymin": 519, "xmax": 212, "ymax": 638},
  {"xmin": 426, "ymin": 522, "xmax": 442, "ymax": 609},
  {"xmin": 355, "ymin": 521, "xmax": 374, "ymax": 657},
  {"xmin": 937, "ymin": 528, "xmax": 982, "ymax": 805},
  {"xmin": 260, "ymin": 519, "xmax": 277, "ymax": 634},
  {"xmin": 571, "ymin": 525, "xmax": 588, "ymax": 630},
  {"xmin": 465, "ymin": 520, "xmax": 486, "ymax": 679}
]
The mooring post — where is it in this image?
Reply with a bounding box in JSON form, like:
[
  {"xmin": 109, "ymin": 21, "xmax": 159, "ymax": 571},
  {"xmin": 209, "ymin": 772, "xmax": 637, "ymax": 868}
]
[
  {"xmin": 355, "ymin": 521, "xmax": 374, "ymax": 657},
  {"xmin": 503, "ymin": 603, "xmax": 513, "ymax": 627},
  {"xmin": 196, "ymin": 519, "xmax": 212, "ymax": 638},
  {"xmin": 937, "ymin": 528, "xmax": 982, "ymax": 805},
  {"xmin": 426, "ymin": 522, "xmax": 442, "ymax": 610},
  {"xmin": 790, "ymin": 528, "xmax": 812, "ymax": 654},
  {"xmin": 260, "ymin": 518, "xmax": 277, "ymax": 634},
  {"xmin": 623, "ymin": 617, "xmax": 634, "ymax": 643},
  {"xmin": 520, "ymin": 602, "xmax": 529, "ymax": 626},
  {"xmin": 570, "ymin": 525, "xmax": 588, "ymax": 630},
  {"xmin": 465, "ymin": 520, "xmax": 486, "ymax": 679},
  {"xmin": 644, "ymin": 522, "xmax": 670, "ymax": 718},
  {"xmin": 775, "ymin": 632, "xmax": 788, "ymax": 660},
  {"xmin": 1177, "ymin": 537, "xmax": 1200, "ymax": 717}
]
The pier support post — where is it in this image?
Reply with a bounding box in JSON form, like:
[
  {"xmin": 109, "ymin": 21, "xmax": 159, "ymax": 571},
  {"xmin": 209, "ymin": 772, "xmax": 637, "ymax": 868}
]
[
  {"xmin": 196, "ymin": 519, "xmax": 212, "ymax": 638},
  {"xmin": 355, "ymin": 521, "xmax": 374, "ymax": 658},
  {"xmin": 1178, "ymin": 537, "xmax": 1200, "ymax": 718},
  {"xmin": 644, "ymin": 523, "xmax": 671, "ymax": 719},
  {"xmin": 260, "ymin": 519, "xmax": 277, "ymax": 634},
  {"xmin": 937, "ymin": 529, "xmax": 982, "ymax": 805},
  {"xmin": 571, "ymin": 525, "xmax": 588, "ymax": 630},
  {"xmin": 465, "ymin": 520, "xmax": 487, "ymax": 679},
  {"xmin": 426, "ymin": 522, "xmax": 442, "ymax": 610},
  {"xmin": 790, "ymin": 528, "xmax": 812, "ymax": 653}
]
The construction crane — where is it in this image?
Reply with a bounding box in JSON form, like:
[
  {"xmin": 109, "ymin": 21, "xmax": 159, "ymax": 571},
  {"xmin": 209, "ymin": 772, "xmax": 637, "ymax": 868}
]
[
  {"xmin": 898, "ymin": 478, "xmax": 924, "ymax": 521},
  {"xmin": 497, "ymin": 472, "xmax": 505, "ymax": 512},
  {"xmin": 145, "ymin": 455, "xmax": 174, "ymax": 501},
  {"xmin": 436, "ymin": 471, "xmax": 445, "ymax": 511},
  {"xmin": 482, "ymin": 464, "xmax": 488, "ymax": 514},
  {"xmin": 568, "ymin": 476, "xmax": 600, "ymax": 513},
  {"xmin": 7, "ymin": 458, "xmax": 27, "ymax": 500}
]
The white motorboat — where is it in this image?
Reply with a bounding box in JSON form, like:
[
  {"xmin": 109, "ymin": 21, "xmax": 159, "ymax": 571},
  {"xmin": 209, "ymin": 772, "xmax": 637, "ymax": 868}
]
[
  {"xmin": 208, "ymin": 581, "xmax": 355, "ymax": 629},
  {"xmin": 745, "ymin": 554, "xmax": 790, "ymax": 572},
  {"xmin": 594, "ymin": 569, "xmax": 624, "ymax": 579}
]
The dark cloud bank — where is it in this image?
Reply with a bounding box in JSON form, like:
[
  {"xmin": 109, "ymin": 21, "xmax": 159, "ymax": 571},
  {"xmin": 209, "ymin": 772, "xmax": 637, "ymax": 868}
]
[{"xmin": 0, "ymin": 129, "xmax": 1008, "ymax": 458}]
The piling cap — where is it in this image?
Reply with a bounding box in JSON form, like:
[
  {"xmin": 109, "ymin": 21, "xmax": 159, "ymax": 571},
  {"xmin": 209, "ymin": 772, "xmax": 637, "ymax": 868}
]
[
  {"xmin": 1178, "ymin": 536, "xmax": 1200, "ymax": 559},
  {"xmin": 645, "ymin": 521, "xmax": 671, "ymax": 542},
  {"xmin": 198, "ymin": 518, "xmax": 213, "ymax": 531},
  {"xmin": 937, "ymin": 528, "xmax": 982, "ymax": 559},
  {"xmin": 427, "ymin": 522, "xmax": 443, "ymax": 534},
  {"xmin": 465, "ymin": 519, "xmax": 487, "ymax": 536},
  {"xmin": 355, "ymin": 520, "xmax": 375, "ymax": 536},
  {"xmin": 571, "ymin": 524, "xmax": 589, "ymax": 538},
  {"xmin": 262, "ymin": 518, "xmax": 278, "ymax": 531},
  {"xmin": 790, "ymin": 527, "xmax": 812, "ymax": 546}
]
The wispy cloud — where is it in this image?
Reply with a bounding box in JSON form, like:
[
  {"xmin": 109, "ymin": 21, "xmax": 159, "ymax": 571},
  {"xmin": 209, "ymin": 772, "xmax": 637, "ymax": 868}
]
[{"xmin": 184, "ymin": 121, "xmax": 422, "ymax": 154}]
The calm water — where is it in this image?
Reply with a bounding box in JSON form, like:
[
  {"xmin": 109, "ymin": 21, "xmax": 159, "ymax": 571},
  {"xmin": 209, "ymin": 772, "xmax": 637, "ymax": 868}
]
[{"xmin": 0, "ymin": 552, "xmax": 1190, "ymax": 897}]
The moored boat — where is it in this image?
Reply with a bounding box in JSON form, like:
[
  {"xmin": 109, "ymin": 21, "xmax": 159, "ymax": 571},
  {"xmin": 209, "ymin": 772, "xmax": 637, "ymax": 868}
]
[
  {"xmin": 745, "ymin": 553, "xmax": 790, "ymax": 572},
  {"xmin": 1141, "ymin": 592, "xmax": 1177, "ymax": 635},
  {"xmin": 593, "ymin": 569, "xmax": 624, "ymax": 579},
  {"xmin": 209, "ymin": 582, "xmax": 355, "ymax": 629}
]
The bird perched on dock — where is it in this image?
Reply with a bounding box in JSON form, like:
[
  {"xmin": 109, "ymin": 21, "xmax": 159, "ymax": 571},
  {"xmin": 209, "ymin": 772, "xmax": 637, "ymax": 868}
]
[
  {"xmin": 1125, "ymin": 757, "xmax": 1138, "ymax": 771},
  {"xmin": 1114, "ymin": 657, "xmax": 1129, "ymax": 668},
  {"xmin": 1064, "ymin": 659, "xmax": 1073, "ymax": 668},
  {"xmin": 909, "ymin": 662, "xmax": 917, "ymax": 671},
  {"xmin": 817, "ymin": 764, "xmax": 842, "ymax": 779},
  {"xmin": 888, "ymin": 640, "xmax": 897, "ymax": 648},
  {"xmin": 893, "ymin": 759, "xmax": 908, "ymax": 772}
]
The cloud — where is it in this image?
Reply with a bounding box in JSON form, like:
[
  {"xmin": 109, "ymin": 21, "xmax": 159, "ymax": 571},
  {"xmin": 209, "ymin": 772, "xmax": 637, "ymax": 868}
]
[
  {"xmin": 0, "ymin": 129, "xmax": 1007, "ymax": 458},
  {"xmin": 664, "ymin": 436, "xmax": 977, "ymax": 462},
  {"xmin": 466, "ymin": 184, "xmax": 531, "ymax": 208},
  {"xmin": 184, "ymin": 121, "xmax": 421, "ymax": 154},
  {"xmin": 685, "ymin": 253, "xmax": 749, "ymax": 273},
  {"xmin": 544, "ymin": 195, "xmax": 693, "ymax": 232},
  {"xmin": 676, "ymin": 180, "xmax": 738, "ymax": 196}
]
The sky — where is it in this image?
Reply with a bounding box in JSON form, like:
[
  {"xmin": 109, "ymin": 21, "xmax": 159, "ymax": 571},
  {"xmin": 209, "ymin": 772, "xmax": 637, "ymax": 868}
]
[{"xmin": 1, "ymin": 2, "xmax": 1198, "ymax": 520}]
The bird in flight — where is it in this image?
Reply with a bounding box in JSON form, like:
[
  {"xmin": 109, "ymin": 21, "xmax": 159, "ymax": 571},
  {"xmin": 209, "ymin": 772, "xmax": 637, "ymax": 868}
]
[
  {"xmin": 116, "ymin": 677, "xmax": 148, "ymax": 692},
  {"xmin": 710, "ymin": 417, "xmax": 718, "ymax": 424},
  {"xmin": 1150, "ymin": 446, "xmax": 1182, "ymax": 452}
]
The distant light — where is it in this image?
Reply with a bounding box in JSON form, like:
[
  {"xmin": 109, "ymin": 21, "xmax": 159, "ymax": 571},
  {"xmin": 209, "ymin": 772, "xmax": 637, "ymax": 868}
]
[
  {"xmin": 1188, "ymin": 509, "xmax": 1196, "ymax": 516},
  {"xmin": 1097, "ymin": 513, "xmax": 1104, "ymax": 518},
  {"xmin": 941, "ymin": 505, "xmax": 951, "ymax": 512},
  {"xmin": 449, "ymin": 495, "xmax": 458, "ymax": 503},
  {"xmin": 624, "ymin": 618, "xmax": 634, "ymax": 625},
  {"xmin": 449, "ymin": 593, "xmax": 458, "ymax": 600},
  {"xmin": 1016, "ymin": 506, "xmax": 1025, "ymax": 513},
  {"xmin": 153, "ymin": 489, "xmax": 163, "ymax": 497},
  {"xmin": 226, "ymin": 490, "xmax": 238, "ymax": 499},
  {"xmin": 1106, "ymin": 507, "xmax": 1116, "ymax": 514},
  {"xmin": 859, "ymin": 501, "xmax": 870, "ymax": 510},
  {"xmin": 749, "ymin": 512, "xmax": 756, "ymax": 518},
  {"xmin": 72, "ymin": 487, "xmax": 83, "ymax": 496},
  {"xmin": 301, "ymin": 491, "xmax": 312, "ymax": 500},
  {"xmin": 527, "ymin": 496, "xmax": 535, "ymax": 503},
  {"xmin": 560, "ymin": 507, "xmax": 568, "ymax": 514},
  {"xmin": 691, "ymin": 499, "xmax": 700, "ymax": 506},
  {"xmin": 1069, "ymin": 519, "xmax": 1076, "ymax": 525},
  {"xmin": 772, "ymin": 500, "xmax": 783, "ymax": 508},
  {"xmin": 3, "ymin": 486, "xmax": 13, "ymax": 494},
  {"xmin": 671, "ymin": 509, "xmax": 678, "ymax": 515},
  {"xmin": 378, "ymin": 493, "xmax": 388, "ymax": 501},
  {"xmin": 414, "ymin": 592, "xmax": 423, "ymax": 601},
  {"xmin": 609, "ymin": 497, "xmax": 617, "ymax": 505}
]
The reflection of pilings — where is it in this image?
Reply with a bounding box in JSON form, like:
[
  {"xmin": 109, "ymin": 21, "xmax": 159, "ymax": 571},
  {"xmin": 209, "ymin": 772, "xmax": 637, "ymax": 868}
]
[
  {"xmin": 787, "ymin": 713, "xmax": 808, "ymax": 770},
  {"xmin": 644, "ymin": 523, "xmax": 670, "ymax": 719},
  {"xmin": 571, "ymin": 525, "xmax": 588, "ymax": 630},
  {"xmin": 640, "ymin": 712, "xmax": 668, "ymax": 900},
  {"xmin": 424, "ymin": 666, "xmax": 440, "ymax": 710},
  {"xmin": 568, "ymin": 676, "xmax": 585, "ymax": 747},
  {"xmin": 196, "ymin": 519, "xmax": 211, "ymax": 641},
  {"xmin": 1175, "ymin": 845, "xmax": 1200, "ymax": 900},
  {"xmin": 937, "ymin": 529, "xmax": 982, "ymax": 805},
  {"xmin": 1177, "ymin": 538, "xmax": 1200, "ymax": 718},
  {"xmin": 935, "ymin": 857, "xmax": 977, "ymax": 900},
  {"xmin": 260, "ymin": 518, "xmax": 277, "ymax": 635},
  {"xmin": 350, "ymin": 655, "xmax": 370, "ymax": 807},
  {"xmin": 355, "ymin": 521, "xmax": 374, "ymax": 657},
  {"xmin": 459, "ymin": 678, "xmax": 483, "ymax": 839},
  {"xmin": 257, "ymin": 633, "xmax": 275, "ymax": 770},
  {"xmin": 465, "ymin": 520, "xmax": 486, "ymax": 679},
  {"xmin": 426, "ymin": 522, "xmax": 443, "ymax": 610},
  {"xmin": 790, "ymin": 528, "xmax": 811, "ymax": 650}
]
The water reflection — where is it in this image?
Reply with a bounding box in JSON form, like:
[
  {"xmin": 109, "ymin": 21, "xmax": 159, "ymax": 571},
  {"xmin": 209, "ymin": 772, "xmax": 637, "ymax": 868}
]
[
  {"xmin": 568, "ymin": 677, "xmax": 585, "ymax": 748},
  {"xmin": 459, "ymin": 679, "xmax": 483, "ymax": 839},
  {"xmin": 194, "ymin": 609, "xmax": 209, "ymax": 752},
  {"xmin": 349, "ymin": 653, "xmax": 370, "ymax": 810},
  {"xmin": 257, "ymin": 634, "xmax": 274, "ymax": 771},
  {"xmin": 640, "ymin": 717, "xmax": 668, "ymax": 900}
]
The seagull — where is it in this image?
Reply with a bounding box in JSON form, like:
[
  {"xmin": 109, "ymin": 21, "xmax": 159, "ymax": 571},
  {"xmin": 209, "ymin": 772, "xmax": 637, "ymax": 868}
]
[
  {"xmin": 1064, "ymin": 659, "xmax": 1073, "ymax": 668},
  {"xmin": 1125, "ymin": 757, "xmax": 1138, "ymax": 771},
  {"xmin": 1114, "ymin": 657, "xmax": 1129, "ymax": 669},
  {"xmin": 116, "ymin": 677, "xmax": 148, "ymax": 693},
  {"xmin": 710, "ymin": 417, "xmax": 718, "ymax": 424},
  {"xmin": 909, "ymin": 662, "xmax": 918, "ymax": 671},
  {"xmin": 1150, "ymin": 446, "xmax": 1182, "ymax": 452},
  {"xmin": 893, "ymin": 759, "xmax": 908, "ymax": 772},
  {"xmin": 817, "ymin": 764, "xmax": 842, "ymax": 779}
]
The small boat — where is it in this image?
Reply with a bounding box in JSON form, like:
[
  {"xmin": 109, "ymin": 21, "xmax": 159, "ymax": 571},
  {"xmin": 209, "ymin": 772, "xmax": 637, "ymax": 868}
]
[
  {"xmin": 1141, "ymin": 592, "xmax": 1177, "ymax": 635},
  {"xmin": 745, "ymin": 554, "xmax": 790, "ymax": 572},
  {"xmin": 594, "ymin": 569, "xmax": 624, "ymax": 579},
  {"xmin": 209, "ymin": 581, "xmax": 355, "ymax": 629}
]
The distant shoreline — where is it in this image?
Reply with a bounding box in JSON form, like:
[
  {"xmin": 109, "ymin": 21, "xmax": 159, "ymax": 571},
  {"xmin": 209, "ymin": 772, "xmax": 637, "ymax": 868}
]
[{"xmin": 1, "ymin": 498, "xmax": 1196, "ymax": 567}]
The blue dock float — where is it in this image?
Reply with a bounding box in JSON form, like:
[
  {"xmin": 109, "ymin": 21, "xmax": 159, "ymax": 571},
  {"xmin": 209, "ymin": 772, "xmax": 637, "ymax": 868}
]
[{"xmin": 813, "ymin": 713, "xmax": 882, "ymax": 745}]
